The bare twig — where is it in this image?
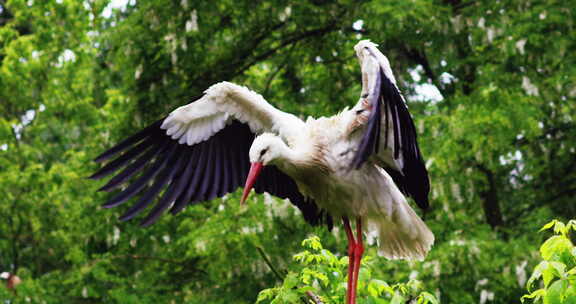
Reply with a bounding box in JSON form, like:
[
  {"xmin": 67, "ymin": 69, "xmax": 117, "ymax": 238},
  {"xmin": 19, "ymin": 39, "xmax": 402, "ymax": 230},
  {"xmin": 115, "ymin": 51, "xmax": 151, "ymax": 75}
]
[
  {"xmin": 237, "ymin": 24, "xmax": 339, "ymax": 77},
  {"xmin": 256, "ymin": 246, "xmax": 284, "ymax": 281},
  {"xmin": 256, "ymin": 246, "xmax": 325, "ymax": 304},
  {"xmin": 306, "ymin": 290, "xmax": 324, "ymax": 304}
]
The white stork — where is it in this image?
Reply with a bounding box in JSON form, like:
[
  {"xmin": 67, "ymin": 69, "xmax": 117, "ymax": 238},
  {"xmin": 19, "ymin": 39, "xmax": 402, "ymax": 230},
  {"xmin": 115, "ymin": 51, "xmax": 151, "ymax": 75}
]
[{"xmin": 91, "ymin": 40, "xmax": 434, "ymax": 304}]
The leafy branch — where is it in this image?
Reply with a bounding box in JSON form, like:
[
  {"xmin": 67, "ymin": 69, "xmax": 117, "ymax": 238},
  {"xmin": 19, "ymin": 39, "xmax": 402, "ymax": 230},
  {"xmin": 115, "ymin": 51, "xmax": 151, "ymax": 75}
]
[
  {"xmin": 522, "ymin": 219, "xmax": 576, "ymax": 303},
  {"xmin": 256, "ymin": 236, "xmax": 438, "ymax": 304}
]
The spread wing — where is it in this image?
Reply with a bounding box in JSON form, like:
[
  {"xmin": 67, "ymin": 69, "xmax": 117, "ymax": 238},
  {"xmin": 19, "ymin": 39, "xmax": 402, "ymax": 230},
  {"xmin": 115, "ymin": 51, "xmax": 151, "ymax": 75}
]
[
  {"xmin": 350, "ymin": 41, "xmax": 430, "ymax": 210},
  {"xmin": 90, "ymin": 82, "xmax": 330, "ymax": 227}
]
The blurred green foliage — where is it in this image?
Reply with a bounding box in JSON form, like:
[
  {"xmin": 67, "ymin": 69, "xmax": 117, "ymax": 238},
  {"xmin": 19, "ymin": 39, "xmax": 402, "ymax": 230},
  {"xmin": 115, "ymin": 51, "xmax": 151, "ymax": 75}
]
[{"xmin": 0, "ymin": 0, "xmax": 575, "ymax": 303}]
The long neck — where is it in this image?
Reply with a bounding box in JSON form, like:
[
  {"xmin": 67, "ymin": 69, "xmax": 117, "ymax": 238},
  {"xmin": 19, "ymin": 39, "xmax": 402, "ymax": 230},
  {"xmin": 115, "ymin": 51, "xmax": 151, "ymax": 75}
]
[
  {"xmin": 273, "ymin": 139, "xmax": 321, "ymax": 176},
  {"xmin": 270, "ymin": 139, "xmax": 306, "ymax": 172}
]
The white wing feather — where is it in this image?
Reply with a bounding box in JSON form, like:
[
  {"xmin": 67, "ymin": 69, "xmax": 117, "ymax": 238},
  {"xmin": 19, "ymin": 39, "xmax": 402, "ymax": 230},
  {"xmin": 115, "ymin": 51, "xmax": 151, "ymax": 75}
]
[
  {"xmin": 354, "ymin": 40, "xmax": 398, "ymax": 86},
  {"xmin": 161, "ymin": 82, "xmax": 305, "ymax": 145},
  {"xmin": 352, "ymin": 40, "xmax": 405, "ymax": 171}
]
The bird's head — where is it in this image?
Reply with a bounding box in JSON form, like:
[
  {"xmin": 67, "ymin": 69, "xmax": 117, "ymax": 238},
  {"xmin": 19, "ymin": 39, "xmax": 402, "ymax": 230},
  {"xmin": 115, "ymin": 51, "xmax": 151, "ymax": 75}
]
[
  {"xmin": 241, "ymin": 134, "xmax": 286, "ymax": 204},
  {"xmin": 249, "ymin": 133, "xmax": 286, "ymax": 165}
]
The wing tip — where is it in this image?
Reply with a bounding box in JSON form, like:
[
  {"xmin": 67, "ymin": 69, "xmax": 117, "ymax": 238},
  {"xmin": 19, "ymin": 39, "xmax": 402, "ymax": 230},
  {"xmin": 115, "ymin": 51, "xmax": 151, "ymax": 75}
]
[
  {"xmin": 354, "ymin": 40, "xmax": 378, "ymax": 54},
  {"xmin": 93, "ymin": 119, "xmax": 255, "ymax": 227},
  {"xmin": 416, "ymin": 197, "xmax": 430, "ymax": 210},
  {"xmin": 139, "ymin": 215, "xmax": 161, "ymax": 227},
  {"xmin": 97, "ymin": 183, "xmax": 116, "ymax": 192},
  {"xmin": 87, "ymin": 172, "xmax": 102, "ymax": 180},
  {"xmin": 102, "ymin": 200, "xmax": 121, "ymax": 209},
  {"xmin": 93, "ymin": 155, "xmax": 108, "ymax": 163}
]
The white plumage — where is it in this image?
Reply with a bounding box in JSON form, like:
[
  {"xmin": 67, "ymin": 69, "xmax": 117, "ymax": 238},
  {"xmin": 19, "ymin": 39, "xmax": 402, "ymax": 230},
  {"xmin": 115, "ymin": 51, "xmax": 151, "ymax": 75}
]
[
  {"xmin": 248, "ymin": 110, "xmax": 433, "ymax": 260},
  {"xmin": 161, "ymin": 82, "xmax": 304, "ymax": 145}
]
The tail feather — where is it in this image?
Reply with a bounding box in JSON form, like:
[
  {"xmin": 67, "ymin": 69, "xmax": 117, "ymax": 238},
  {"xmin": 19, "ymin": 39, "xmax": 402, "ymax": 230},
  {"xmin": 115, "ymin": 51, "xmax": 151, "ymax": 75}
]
[{"xmin": 369, "ymin": 200, "xmax": 434, "ymax": 260}]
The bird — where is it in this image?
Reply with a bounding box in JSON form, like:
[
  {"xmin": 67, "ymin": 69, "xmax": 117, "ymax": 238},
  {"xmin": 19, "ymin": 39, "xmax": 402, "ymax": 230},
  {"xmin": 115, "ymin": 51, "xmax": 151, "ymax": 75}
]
[
  {"xmin": 90, "ymin": 40, "xmax": 434, "ymax": 304},
  {"xmin": 0, "ymin": 272, "xmax": 21, "ymax": 293}
]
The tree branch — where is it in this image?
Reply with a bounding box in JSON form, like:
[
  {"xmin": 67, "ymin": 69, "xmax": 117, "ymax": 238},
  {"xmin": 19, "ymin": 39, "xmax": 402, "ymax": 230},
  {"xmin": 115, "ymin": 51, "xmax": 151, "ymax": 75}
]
[
  {"xmin": 187, "ymin": 22, "xmax": 340, "ymax": 99},
  {"xmin": 256, "ymin": 246, "xmax": 324, "ymax": 304},
  {"xmin": 514, "ymin": 123, "xmax": 575, "ymax": 146},
  {"xmin": 236, "ymin": 24, "xmax": 340, "ymax": 77},
  {"xmin": 256, "ymin": 246, "xmax": 284, "ymax": 281},
  {"xmin": 263, "ymin": 44, "xmax": 296, "ymax": 96},
  {"xmin": 306, "ymin": 290, "xmax": 324, "ymax": 304},
  {"xmin": 475, "ymin": 163, "xmax": 504, "ymax": 229},
  {"xmin": 404, "ymin": 47, "xmax": 448, "ymax": 98}
]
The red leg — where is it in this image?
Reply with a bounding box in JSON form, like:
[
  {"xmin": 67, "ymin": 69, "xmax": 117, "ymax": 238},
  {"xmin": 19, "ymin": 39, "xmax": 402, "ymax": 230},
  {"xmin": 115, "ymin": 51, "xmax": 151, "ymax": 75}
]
[
  {"xmin": 350, "ymin": 217, "xmax": 364, "ymax": 304},
  {"xmin": 342, "ymin": 217, "xmax": 356, "ymax": 304}
]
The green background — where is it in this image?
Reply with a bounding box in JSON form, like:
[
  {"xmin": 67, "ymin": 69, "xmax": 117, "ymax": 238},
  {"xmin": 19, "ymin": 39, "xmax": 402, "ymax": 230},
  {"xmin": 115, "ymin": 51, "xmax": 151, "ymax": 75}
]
[{"xmin": 0, "ymin": 0, "xmax": 574, "ymax": 302}]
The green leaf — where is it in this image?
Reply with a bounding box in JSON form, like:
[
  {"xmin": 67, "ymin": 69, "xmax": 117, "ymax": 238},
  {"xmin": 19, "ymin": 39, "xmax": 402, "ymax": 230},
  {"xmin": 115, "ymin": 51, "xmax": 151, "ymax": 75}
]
[
  {"xmin": 540, "ymin": 236, "xmax": 574, "ymax": 262},
  {"xmin": 281, "ymin": 290, "xmax": 300, "ymax": 303},
  {"xmin": 567, "ymin": 220, "xmax": 576, "ymax": 233},
  {"xmin": 543, "ymin": 264, "xmax": 556, "ymax": 288},
  {"xmin": 521, "ymin": 289, "xmax": 546, "ymax": 303},
  {"xmin": 368, "ymin": 279, "xmax": 392, "ymax": 297},
  {"xmin": 391, "ymin": 290, "xmax": 406, "ymax": 304},
  {"xmin": 554, "ymin": 221, "xmax": 568, "ymax": 236},
  {"xmin": 284, "ymin": 272, "xmax": 299, "ymax": 289},
  {"xmin": 550, "ymin": 262, "xmax": 567, "ymax": 277},
  {"xmin": 302, "ymin": 236, "xmax": 323, "ymax": 250},
  {"xmin": 418, "ymin": 292, "xmax": 440, "ymax": 304},
  {"xmin": 527, "ymin": 261, "xmax": 548, "ymax": 291},
  {"xmin": 544, "ymin": 279, "xmax": 568, "ymax": 304},
  {"xmin": 256, "ymin": 288, "xmax": 277, "ymax": 303},
  {"xmin": 540, "ymin": 261, "xmax": 567, "ymax": 288},
  {"xmin": 541, "ymin": 220, "xmax": 558, "ymax": 232},
  {"xmin": 297, "ymin": 286, "xmax": 314, "ymax": 293}
]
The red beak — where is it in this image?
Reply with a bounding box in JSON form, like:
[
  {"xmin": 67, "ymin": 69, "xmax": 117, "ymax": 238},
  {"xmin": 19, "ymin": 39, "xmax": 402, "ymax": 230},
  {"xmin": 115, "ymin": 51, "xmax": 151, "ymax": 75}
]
[{"xmin": 241, "ymin": 162, "xmax": 263, "ymax": 205}]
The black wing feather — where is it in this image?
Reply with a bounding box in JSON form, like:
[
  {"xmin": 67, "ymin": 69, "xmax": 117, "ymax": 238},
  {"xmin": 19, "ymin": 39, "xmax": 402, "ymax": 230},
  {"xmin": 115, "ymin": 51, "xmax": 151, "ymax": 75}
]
[
  {"xmin": 351, "ymin": 66, "xmax": 430, "ymax": 210},
  {"xmin": 89, "ymin": 136, "xmax": 157, "ymax": 180},
  {"xmin": 94, "ymin": 119, "xmax": 164, "ymax": 163},
  {"xmin": 102, "ymin": 142, "xmax": 173, "ymax": 208},
  {"xmin": 93, "ymin": 120, "xmax": 328, "ymax": 227},
  {"xmin": 97, "ymin": 137, "xmax": 168, "ymax": 192},
  {"xmin": 139, "ymin": 148, "xmax": 190, "ymax": 226},
  {"xmin": 172, "ymin": 142, "xmax": 209, "ymax": 212},
  {"xmin": 219, "ymin": 145, "xmax": 232, "ymax": 195},
  {"xmin": 170, "ymin": 148, "xmax": 202, "ymax": 214},
  {"xmin": 227, "ymin": 143, "xmax": 240, "ymax": 192},
  {"xmin": 118, "ymin": 144, "xmax": 180, "ymax": 221},
  {"xmin": 194, "ymin": 139, "xmax": 215, "ymax": 202}
]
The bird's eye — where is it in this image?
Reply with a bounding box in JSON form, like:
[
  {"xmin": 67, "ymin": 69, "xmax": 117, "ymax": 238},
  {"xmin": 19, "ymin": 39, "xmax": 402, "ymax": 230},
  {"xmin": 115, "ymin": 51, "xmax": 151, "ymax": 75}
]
[
  {"xmin": 356, "ymin": 109, "xmax": 365, "ymax": 115},
  {"xmin": 260, "ymin": 148, "xmax": 268, "ymax": 156},
  {"xmin": 361, "ymin": 93, "xmax": 369, "ymax": 98}
]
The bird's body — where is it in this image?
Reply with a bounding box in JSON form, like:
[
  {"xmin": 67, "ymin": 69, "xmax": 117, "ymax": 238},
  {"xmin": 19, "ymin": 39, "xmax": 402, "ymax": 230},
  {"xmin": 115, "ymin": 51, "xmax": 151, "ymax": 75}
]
[
  {"xmin": 240, "ymin": 97, "xmax": 433, "ymax": 259},
  {"xmin": 91, "ymin": 40, "xmax": 433, "ymax": 304}
]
